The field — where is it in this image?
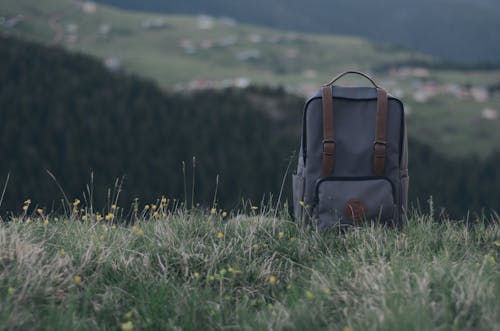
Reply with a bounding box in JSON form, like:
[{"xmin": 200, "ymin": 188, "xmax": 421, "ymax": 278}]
[
  {"xmin": 2, "ymin": 0, "xmax": 499, "ymax": 157},
  {"xmin": 1, "ymin": 202, "xmax": 499, "ymax": 330}
]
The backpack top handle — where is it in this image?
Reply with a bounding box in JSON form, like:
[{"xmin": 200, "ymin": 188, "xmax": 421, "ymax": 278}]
[{"xmin": 323, "ymin": 71, "xmax": 381, "ymax": 88}]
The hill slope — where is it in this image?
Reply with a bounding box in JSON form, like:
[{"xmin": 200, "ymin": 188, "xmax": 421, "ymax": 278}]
[
  {"xmin": 95, "ymin": 0, "xmax": 500, "ymax": 63},
  {"xmin": 1, "ymin": 0, "xmax": 434, "ymax": 88},
  {"xmin": 1, "ymin": 35, "xmax": 499, "ymax": 215},
  {"xmin": 1, "ymin": 211, "xmax": 499, "ymax": 330},
  {"xmin": 2, "ymin": 0, "xmax": 500, "ymax": 159}
]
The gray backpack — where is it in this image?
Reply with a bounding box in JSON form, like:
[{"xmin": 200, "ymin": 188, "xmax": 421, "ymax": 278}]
[{"xmin": 293, "ymin": 71, "xmax": 409, "ymax": 230}]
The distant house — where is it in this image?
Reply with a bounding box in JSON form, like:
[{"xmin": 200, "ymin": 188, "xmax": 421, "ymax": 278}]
[
  {"xmin": 470, "ymin": 87, "xmax": 489, "ymax": 102},
  {"xmin": 248, "ymin": 34, "xmax": 262, "ymax": 44},
  {"xmin": 481, "ymin": 108, "xmax": 498, "ymax": 120},
  {"xmin": 235, "ymin": 49, "xmax": 261, "ymax": 61},
  {"xmin": 82, "ymin": 1, "xmax": 97, "ymax": 14},
  {"xmin": 220, "ymin": 17, "xmax": 237, "ymax": 27},
  {"xmin": 103, "ymin": 57, "xmax": 122, "ymax": 71},
  {"xmin": 141, "ymin": 18, "xmax": 165, "ymax": 30},
  {"xmin": 217, "ymin": 35, "xmax": 238, "ymax": 47},
  {"xmin": 197, "ymin": 15, "xmax": 214, "ymax": 30},
  {"xmin": 99, "ymin": 24, "xmax": 111, "ymax": 35}
]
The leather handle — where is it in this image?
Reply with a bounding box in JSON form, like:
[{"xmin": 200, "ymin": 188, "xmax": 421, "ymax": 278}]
[{"xmin": 324, "ymin": 71, "xmax": 380, "ymax": 88}]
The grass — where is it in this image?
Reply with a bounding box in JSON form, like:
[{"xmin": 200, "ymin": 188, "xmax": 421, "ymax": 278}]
[
  {"xmin": 2, "ymin": 0, "xmax": 500, "ymax": 157},
  {"xmin": 0, "ymin": 0, "xmax": 437, "ymax": 87},
  {"xmin": 1, "ymin": 201, "xmax": 499, "ymax": 330}
]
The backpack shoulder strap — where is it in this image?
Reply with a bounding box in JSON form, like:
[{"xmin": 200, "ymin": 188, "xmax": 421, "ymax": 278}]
[
  {"xmin": 374, "ymin": 88, "xmax": 388, "ymax": 176},
  {"xmin": 321, "ymin": 86, "xmax": 335, "ymax": 177}
]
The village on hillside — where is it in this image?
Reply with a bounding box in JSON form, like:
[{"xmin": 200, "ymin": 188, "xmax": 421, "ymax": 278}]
[{"xmin": 1, "ymin": 1, "xmax": 498, "ymax": 121}]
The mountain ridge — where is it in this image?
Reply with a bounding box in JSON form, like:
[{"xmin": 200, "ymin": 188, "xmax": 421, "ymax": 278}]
[{"xmin": 94, "ymin": 0, "xmax": 500, "ymax": 63}]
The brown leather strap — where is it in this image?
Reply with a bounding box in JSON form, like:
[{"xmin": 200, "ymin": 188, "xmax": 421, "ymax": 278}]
[
  {"xmin": 374, "ymin": 88, "xmax": 388, "ymax": 176},
  {"xmin": 321, "ymin": 86, "xmax": 335, "ymax": 177}
]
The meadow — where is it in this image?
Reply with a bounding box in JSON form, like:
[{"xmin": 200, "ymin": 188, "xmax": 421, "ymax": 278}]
[
  {"xmin": 3, "ymin": 0, "xmax": 500, "ymax": 158},
  {"xmin": 1, "ymin": 200, "xmax": 498, "ymax": 330}
]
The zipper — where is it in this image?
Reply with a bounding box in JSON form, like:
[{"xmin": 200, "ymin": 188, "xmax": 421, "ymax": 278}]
[{"xmin": 313, "ymin": 176, "xmax": 395, "ymax": 207}]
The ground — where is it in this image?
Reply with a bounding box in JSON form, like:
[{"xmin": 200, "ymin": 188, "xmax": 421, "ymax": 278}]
[{"xmin": 1, "ymin": 203, "xmax": 498, "ymax": 330}]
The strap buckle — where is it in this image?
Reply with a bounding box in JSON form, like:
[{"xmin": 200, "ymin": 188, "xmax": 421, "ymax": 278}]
[
  {"xmin": 322, "ymin": 139, "xmax": 335, "ymax": 156},
  {"xmin": 373, "ymin": 140, "xmax": 386, "ymax": 157}
]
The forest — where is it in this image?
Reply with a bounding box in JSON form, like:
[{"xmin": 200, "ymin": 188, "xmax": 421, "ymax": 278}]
[{"xmin": 0, "ymin": 35, "xmax": 498, "ymax": 217}]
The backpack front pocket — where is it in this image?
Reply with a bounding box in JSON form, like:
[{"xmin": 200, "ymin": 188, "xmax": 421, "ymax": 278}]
[{"xmin": 314, "ymin": 177, "xmax": 395, "ymax": 230}]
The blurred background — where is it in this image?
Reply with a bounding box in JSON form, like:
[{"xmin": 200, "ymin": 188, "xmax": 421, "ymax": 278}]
[{"xmin": 0, "ymin": 0, "xmax": 499, "ymax": 217}]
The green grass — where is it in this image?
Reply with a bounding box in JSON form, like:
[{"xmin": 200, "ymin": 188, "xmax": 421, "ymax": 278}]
[
  {"xmin": 0, "ymin": 0, "xmax": 436, "ymax": 87},
  {"xmin": 1, "ymin": 204, "xmax": 499, "ymax": 330},
  {"xmin": 2, "ymin": 0, "xmax": 500, "ymax": 157}
]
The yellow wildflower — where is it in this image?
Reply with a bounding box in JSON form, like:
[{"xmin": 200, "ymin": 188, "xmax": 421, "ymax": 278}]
[
  {"xmin": 298, "ymin": 200, "xmax": 305, "ymax": 206},
  {"xmin": 105, "ymin": 213, "xmax": 114, "ymax": 221},
  {"xmin": 268, "ymin": 275, "xmax": 277, "ymax": 285},
  {"xmin": 124, "ymin": 311, "xmax": 133, "ymax": 319},
  {"xmin": 210, "ymin": 207, "xmax": 217, "ymax": 214},
  {"xmin": 161, "ymin": 197, "xmax": 167, "ymax": 204},
  {"xmin": 222, "ymin": 211, "xmax": 228, "ymax": 218},
  {"xmin": 193, "ymin": 272, "xmax": 201, "ymax": 279},
  {"xmin": 323, "ymin": 288, "xmax": 331, "ymax": 296},
  {"xmin": 486, "ymin": 255, "xmax": 496, "ymax": 265},
  {"xmin": 305, "ymin": 290, "xmax": 315, "ymax": 300},
  {"xmin": 59, "ymin": 249, "xmax": 66, "ymax": 256},
  {"xmin": 73, "ymin": 199, "xmax": 80, "ymax": 207},
  {"xmin": 37, "ymin": 208, "xmax": 43, "ymax": 215},
  {"xmin": 250, "ymin": 206, "xmax": 258, "ymax": 211},
  {"xmin": 495, "ymin": 241, "xmax": 500, "ymax": 247},
  {"xmin": 111, "ymin": 204, "xmax": 117, "ymax": 210},
  {"xmin": 73, "ymin": 275, "xmax": 82, "ymax": 283},
  {"xmin": 153, "ymin": 211, "xmax": 159, "ymax": 217},
  {"xmin": 278, "ymin": 231, "xmax": 285, "ymax": 239},
  {"xmin": 100, "ymin": 235, "xmax": 105, "ymax": 241},
  {"xmin": 152, "ymin": 204, "xmax": 157, "ymax": 210},
  {"xmin": 96, "ymin": 214, "xmax": 103, "ymax": 221},
  {"xmin": 7, "ymin": 287, "xmax": 15, "ymax": 296},
  {"xmin": 216, "ymin": 232, "xmax": 224, "ymax": 239},
  {"xmin": 144, "ymin": 204, "xmax": 150, "ymax": 210},
  {"xmin": 343, "ymin": 327, "xmax": 352, "ymax": 331},
  {"xmin": 120, "ymin": 321, "xmax": 134, "ymax": 331},
  {"xmin": 208, "ymin": 275, "xmax": 215, "ymax": 282},
  {"xmin": 227, "ymin": 267, "xmax": 234, "ymax": 273},
  {"xmin": 44, "ymin": 218, "xmax": 49, "ymax": 225},
  {"xmin": 22, "ymin": 205, "xmax": 28, "ymax": 211},
  {"xmin": 24, "ymin": 199, "xmax": 31, "ymax": 205},
  {"xmin": 82, "ymin": 215, "xmax": 87, "ymax": 221}
]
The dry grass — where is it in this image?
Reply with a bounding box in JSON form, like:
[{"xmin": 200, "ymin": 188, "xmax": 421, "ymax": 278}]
[{"xmin": 0, "ymin": 207, "xmax": 499, "ymax": 330}]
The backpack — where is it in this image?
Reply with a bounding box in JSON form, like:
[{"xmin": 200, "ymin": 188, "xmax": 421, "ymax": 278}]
[{"xmin": 293, "ymin": 71, "xmax": 409, "ymax": 230}]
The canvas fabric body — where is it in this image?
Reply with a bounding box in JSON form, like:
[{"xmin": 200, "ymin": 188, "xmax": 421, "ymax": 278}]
[{"xmin": 293, "ymin": 85, "xmax": 409, "ymax": 230}]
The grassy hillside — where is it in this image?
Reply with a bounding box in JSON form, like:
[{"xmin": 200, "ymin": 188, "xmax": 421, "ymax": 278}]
[
  {"xmin": 2, "ymin": 0, "xmax": 499, "ymax": 157},
  {"xmin": 0, "ymin": 0, "xmax": 432, "ymax": 87},
  {"xmin": 95, "ymin": 0, "xmax": 500, "ymax": 63},
  {"xmin": 1, "ymin": 208, "xmax": 499, "ymax": 330},
  {"xmin": 1, "ymin": 35, "xmax": 499, "ymax": 216}
]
